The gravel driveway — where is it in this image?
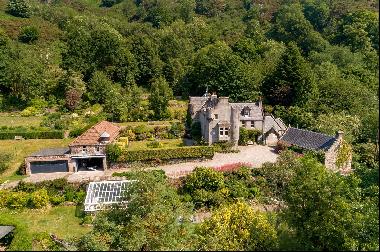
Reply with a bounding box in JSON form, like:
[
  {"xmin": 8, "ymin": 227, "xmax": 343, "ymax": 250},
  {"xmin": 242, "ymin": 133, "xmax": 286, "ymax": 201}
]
[{"xmin": 153, "ymin": 145, "xmax": 278, "ymax": 177}]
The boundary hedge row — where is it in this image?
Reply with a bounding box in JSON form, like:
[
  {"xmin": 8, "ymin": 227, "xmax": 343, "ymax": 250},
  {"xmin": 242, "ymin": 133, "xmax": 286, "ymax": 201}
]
[
  {"xmin": 0, "ymin": 130, "xmax": 64, "ymax": 139},
  {"xmin": 117, "ymin": 146, "xmax": 215, "ymax": 162}
]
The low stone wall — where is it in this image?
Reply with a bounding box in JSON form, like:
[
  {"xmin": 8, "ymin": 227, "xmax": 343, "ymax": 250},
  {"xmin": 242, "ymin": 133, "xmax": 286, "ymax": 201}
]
[{"xmin": 25, "ymin": 155, "xmax": 73, "ymax": 175}]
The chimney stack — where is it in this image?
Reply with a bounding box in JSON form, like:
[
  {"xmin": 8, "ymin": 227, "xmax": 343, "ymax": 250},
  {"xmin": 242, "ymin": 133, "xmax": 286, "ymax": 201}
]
[{"xmin": 336, "ymin": 130, "xmax": 344, "ymax": 141}]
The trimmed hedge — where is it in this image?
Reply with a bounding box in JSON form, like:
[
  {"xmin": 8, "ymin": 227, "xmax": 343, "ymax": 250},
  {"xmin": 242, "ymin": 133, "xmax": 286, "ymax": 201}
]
[
  {"xmin": 0, "ymin": 130, "xmax": 64, "ymax": 139},
  {"xmin": 117, "ymin": 146, "xmax": 215, "ymax": 162}
]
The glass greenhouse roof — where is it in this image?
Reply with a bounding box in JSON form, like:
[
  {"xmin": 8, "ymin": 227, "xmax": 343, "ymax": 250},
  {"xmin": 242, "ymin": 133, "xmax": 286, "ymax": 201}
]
[{"xmin": 84, "ymin": 180, "xmax": 134, "ymax": 212}]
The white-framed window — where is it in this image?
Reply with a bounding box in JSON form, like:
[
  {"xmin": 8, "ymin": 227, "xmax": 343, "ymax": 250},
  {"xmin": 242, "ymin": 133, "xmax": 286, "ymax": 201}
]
[
  {"xmin": 219, "ymin": 128, "xmax": 224, "ymax": 136},
  {"xmin": 241, "ymin": 121, "xmax": 246, "ymax": 127},
  {"xmin": 224, "ymin": 128, "xmax": 229, "ymax": 136},
  {"xmin": 82, "ymin": 146, "xmax": 87, "ymax": 152},
  {"xmin": 251, "ymin": 121, "xmax": 255, "ymax": 128},
  {"xmin": 214, "ymin": 114, "xmax": 218, "ymax": 119},
  {"xmin": 244, "ymin": 109, "xmax": 250, "ymax": 117}
]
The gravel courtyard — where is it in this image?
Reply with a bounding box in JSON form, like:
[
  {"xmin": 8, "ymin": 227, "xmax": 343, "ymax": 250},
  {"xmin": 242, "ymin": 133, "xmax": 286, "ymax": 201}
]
[{"xmin": 152, "ymin": 145, "xmax": 278, "ymax": 177}]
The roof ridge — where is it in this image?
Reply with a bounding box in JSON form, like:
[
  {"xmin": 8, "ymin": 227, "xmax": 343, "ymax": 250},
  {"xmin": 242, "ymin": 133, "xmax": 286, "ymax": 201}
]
[{"xmin": 288, "ymin": 127, "xmax": 334, "ymax": 139}]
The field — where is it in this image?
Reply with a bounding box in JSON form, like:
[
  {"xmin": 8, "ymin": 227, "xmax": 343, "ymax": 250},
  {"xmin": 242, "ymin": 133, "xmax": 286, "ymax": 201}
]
[
  {"xmin": 0, "ymin": 139, "xmax": 72, "ymax": 183},
  {"xmin": 0, "ymin": 115, "xmax": 43, "ymax": 127},
  {"xmin": 0, "ymin": 206, "xmax": 92, "ymax": 250}
]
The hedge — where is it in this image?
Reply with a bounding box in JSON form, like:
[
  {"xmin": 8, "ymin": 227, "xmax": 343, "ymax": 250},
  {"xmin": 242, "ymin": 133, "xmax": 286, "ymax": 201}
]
[
  {"xmin": 117, "ymin": 146, "xmax": 215, "ymax": 162},
  {"xmin": 0, "ymin": 130, "xmax": 64, "ymax": 139}
]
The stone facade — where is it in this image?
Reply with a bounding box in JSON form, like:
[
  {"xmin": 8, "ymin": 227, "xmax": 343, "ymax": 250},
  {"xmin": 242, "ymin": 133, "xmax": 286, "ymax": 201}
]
[
  {"xmin": 25, "ymin": 155, "xmax": 73, "ymax": 176},
  {"xmin": 189, "ymin": 94, "xmax": 286, "ymax": 145},
  {"xmin": 324, "ymin": 131, "xmax": 352, "ymax": 173}
]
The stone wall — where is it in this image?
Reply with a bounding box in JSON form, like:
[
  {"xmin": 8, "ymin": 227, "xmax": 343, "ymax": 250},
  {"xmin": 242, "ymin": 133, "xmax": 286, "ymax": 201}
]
[
  {"xmin": 70, "ymin": 145, "xmax": 106, "ymax": 155},
  {"xmin": 324, "ymin": 131, "xmax": 352, "ymax": 173}
]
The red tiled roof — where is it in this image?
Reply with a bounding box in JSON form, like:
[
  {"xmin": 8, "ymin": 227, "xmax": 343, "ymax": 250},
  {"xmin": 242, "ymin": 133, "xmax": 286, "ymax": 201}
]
[{"xmin": 69, "ymin": 121, "xmax": 121, "ymax": 146}]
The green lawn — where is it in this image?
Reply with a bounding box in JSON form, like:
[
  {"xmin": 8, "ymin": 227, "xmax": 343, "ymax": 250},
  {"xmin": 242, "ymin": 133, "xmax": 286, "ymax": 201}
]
[
  {"xmin": 0, "ymin": 139, "xmax": 72, "ymax": 183},
  {"xmin": 126, "ymin": 139, "xmax": 184, "ymax": 150},
  {"xmin": 0, "ymin": 206, "xmax": 92, "ymax": 250},
  {"xmin": 0, "ymin": 115, "xmax": 43, "ymax": 127}
]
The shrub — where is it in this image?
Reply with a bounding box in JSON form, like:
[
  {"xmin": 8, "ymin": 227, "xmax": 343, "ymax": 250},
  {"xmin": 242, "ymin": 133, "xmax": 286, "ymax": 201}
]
[
  {"xmin": 191, "ymin": 121, "xmax": 202, "ymax": 140},
  {"xmin": 49, "ymin": 195, "xmax": 65, "ymax": 205},
  {"xmin": 20, "ymin": 106, "xmax": 39, "ymax": 116},
  {"xmin": 239, "ymin": 128, "xmax": 261, "ymax": 145},
  {"xmin": 182, "ymin": 167, "xmax": 225, "ymax": 193},
  {"xmin": 146, "ymin": 140, "xmax": 162, "ymax": 148},
  {"xmin": 29, "ymin": 189, "xmax": 49, "ymax": 208},
  {"xmin": 169, "ymin": 122, "xmax": 185, "ymax": 138},
  {"xmin": 118, "ymin": 146, "xmax": 214, "ymax": 162},
  {"xmin": 0, "ymin": 190, "xmax": 10, "ymax": 208},
  {"xmin": 6, "ymin": 0, "xmax": 31, "ymax": 18},
  {"xmin": 100, "ymin": 0, "xmax": 121, "ymax": 7},
  {"xmin": 18, "ymin": 26, "xmax": 39, "ymax": 43},
  {"xmin": 0, "ymin": 152, "xmax": 12, "ymax": 174},
  {"xmin": 6, "ymin": 191, "xmax": 29, "ymax": 209},
  {"xmin": 212, "ymin": 141, "xmax": 236, "ymax": 153},
  {"xmin": 106, "ymin": 144, "xmax": 122, "ymax": 162}
]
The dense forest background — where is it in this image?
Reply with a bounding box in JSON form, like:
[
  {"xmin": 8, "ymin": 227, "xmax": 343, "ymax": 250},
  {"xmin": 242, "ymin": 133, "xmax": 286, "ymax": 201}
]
[{"xmin": 0, "ymin": 0, "xmax": 379, "ymax": 144}]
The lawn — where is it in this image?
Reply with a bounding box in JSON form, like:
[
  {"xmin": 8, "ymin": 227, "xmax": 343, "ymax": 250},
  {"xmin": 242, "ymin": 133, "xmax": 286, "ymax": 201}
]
[
  {"xmin": 0, "ymin": 115, "xmax": 43, "ymax": 127},
  {"xmin": 0, "ymin": 206, "xmax": 92, "ymax": 250},
  {"xmin": 126, "ymin": 139, "xmax": 184, "ymax": 150},
  {"xmin": 0, "ymin": 139, "xmax": 72, "ymax": 183}
]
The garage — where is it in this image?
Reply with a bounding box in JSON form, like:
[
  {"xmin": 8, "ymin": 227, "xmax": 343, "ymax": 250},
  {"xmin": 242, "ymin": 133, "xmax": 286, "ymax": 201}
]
[{"xmin": 30, "ymin": 160, "xmax": 69, "ymax": 174}]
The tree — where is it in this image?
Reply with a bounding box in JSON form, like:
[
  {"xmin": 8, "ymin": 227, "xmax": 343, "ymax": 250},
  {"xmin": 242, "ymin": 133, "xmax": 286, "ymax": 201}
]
[
  {"xmin": 149, "ymin": 77, "xmax": 173, "ymax": 120},
  {"xmin": 270, "ymin": 3, "xmax": 328, "ymax": 54},
  {"xmin": 62, "ymin": 71, "xmax": 86, "ymax": 111},
  {"xmin": 6, "ymin": 0, "xmax": 30, "ymax": 18},
  {"xmin": 86, "ymin": 71, "xmax": 113, "ymax": 104},
  {"xmin": 283, "ymin": 156, "xmax": 379, "ymax": 250},
  {"xmin": 77, "ymin": 171, "xmax": 195, "ymax": 251},
  {"xmin": 261, "ymin": 43, "xmax": 316, "ymax": 107},
  {"xmin": 197, "ymin": 201, "xmax": 278, "ymax": 251},
  {"xmin": 186, "ymin": 41, "xmax": 259, "ymax": 101}
]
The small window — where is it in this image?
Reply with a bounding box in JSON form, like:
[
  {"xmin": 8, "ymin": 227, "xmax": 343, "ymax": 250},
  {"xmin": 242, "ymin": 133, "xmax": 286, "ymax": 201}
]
[
  {"xmin": 82, "ymin": 146, "xmax": 87, "ymax": 152},
  {"xmin": 244, "ymin": 109, "xmax": 250, "ymax": 116},
  {"xmin": 219, "ymin": 128, "xmax": 224, "ymax": 136},
  {"xmin": 96, "ymin": 146, "xmax": 100, "ymax": 152},
  {"xmin": 224, "ymin": 128, "xmax": 229, "ymax": 136},
  {"xmin": 242, "ymin": 121, "xmax": 246, "ymax": 127},
  {"xmin": 251, "ymin": 121, "xmax": 255, "ymax": 128},
  {"xmin": 214, "ymin": 114, "xmax": 218, "ymax": 119}
]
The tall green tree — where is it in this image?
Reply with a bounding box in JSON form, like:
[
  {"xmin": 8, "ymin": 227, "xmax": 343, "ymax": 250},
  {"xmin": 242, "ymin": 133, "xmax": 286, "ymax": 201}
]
[
  {"xmin": 149, "ymin": 76, "xmax": 173, "ymax": 120},
  {"xmin": 261, "ymin": 43, "xmax": 316, "ymax": 107}
]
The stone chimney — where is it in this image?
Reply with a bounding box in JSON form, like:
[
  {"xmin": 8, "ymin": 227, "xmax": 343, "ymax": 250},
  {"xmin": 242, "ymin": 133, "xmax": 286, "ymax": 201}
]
[
  {"xmin": 336, "ymin": 131, "xmax": 344, "ymax": 141},
  {"xmin": 258, "ymin": 96, "xmax": 262, "ymax": 108},
  {"xmin": 218, "ymin": 96, "xmax": 229, "ymax": 106}
]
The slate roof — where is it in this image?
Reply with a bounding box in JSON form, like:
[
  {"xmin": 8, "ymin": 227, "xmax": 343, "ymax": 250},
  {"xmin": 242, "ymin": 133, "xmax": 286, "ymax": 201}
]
[
  {"xmin": 279, "ymin": 127, "xmax": 336, "ymax": 151},
  {"xmin": 70, "ymin": 121, "xmax": 121, "ymax": 146},
  {"xmin": 0, "ymin": 226, "xmax": 15, "ymax": 239},
  {"xmin": 30, "ymin": 147, "xmax": 70, "ymax": 157}
]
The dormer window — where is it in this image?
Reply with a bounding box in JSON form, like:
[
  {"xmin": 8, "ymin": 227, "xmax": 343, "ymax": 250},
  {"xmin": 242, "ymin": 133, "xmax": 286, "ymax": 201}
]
[
  {"xmin": 242, "ymin": 106, "xmax": 251, "ymax": 117},
  {"xmin": 100, "ymin": 131, "xmax": 110, "ymax": 143}
]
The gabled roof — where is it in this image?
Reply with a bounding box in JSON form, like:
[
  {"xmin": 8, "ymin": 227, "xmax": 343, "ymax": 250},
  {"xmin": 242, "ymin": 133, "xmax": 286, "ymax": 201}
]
[
  {"xmin": 70, "ymin": 121, "xmax": 121, "ymax": 146},
  {"xmin": 279, "ymin": 127, "xmax": 336, "ymax": 151},
  {"xmin": 0, "ymin": 226, "xmax": 15, "ymax": 239},
  {"xmin": 264, "ymin": 115, "xmax": 287, "ymax": 133},
  {"xmin": 29, "ymin": 147, "xmax": 70, "ymax": 157}
]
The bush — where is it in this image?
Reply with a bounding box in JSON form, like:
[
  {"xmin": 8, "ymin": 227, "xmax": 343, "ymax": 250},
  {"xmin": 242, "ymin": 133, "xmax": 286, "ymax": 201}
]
[
  {"xmin": 212, "ymin": 141, "xmax": 236, "ymax": 153},
  {"xmin": 146, "ymin": 140, "xmax": 162, "ymax": 148},
  {"xmin": 239, "ymin": 128, "xmax": 262, "ymax": 145},
  {"xmin": 191, "ymin": 121, "xmax": 202, "ymax": 140},
  {"xmin": 0, "ymin": 152, "xmax": 12, "ymax": 174},
  {"xmin": 118, "ymin": 146, "xmax": 214, "ymax": 162},
  {"xmin": 20, "ymin": 106, "xmax": 40, "ymax": 116},
  {"xmin": 49, "ymin": 195, "xmax": 65, "ymax": 205},
  {"xmin": 18, "ymin": 26, "xmax": 39, "ymax": 43},
  {"xmin": 6, "ymin": 191, "xmax": 29, "ymax": 209},
  {"xmin": 6, "ymin": 0, "xmax": 31, "ymax": 18},
  {"xmin": 29, "ymin": 189, "xmax": 49, "ymax": 208},
  {"xmin": 106, "ymin": 144, "xmax": 122, "ymax": 162},
  {"xmin": 100, "ymin": 0, "xmax": 121, "ymax": 7},
  {"xmin": 183, "ymin": 167, "xmax": 225, "ymax": 193}
]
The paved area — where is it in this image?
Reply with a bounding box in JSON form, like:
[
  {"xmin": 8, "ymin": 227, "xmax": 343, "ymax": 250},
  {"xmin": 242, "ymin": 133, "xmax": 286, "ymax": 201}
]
[
  {"xmin": 107, "ymin": 145, "xmax": 278, "ymax": 178},
  {"xmin": 155, "ymin": 145, "xmax": 278, "ymax": 177}
]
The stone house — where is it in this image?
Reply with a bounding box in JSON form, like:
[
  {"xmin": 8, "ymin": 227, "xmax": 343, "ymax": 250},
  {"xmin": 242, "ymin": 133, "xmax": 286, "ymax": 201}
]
[
  {"xmin": 279, "ymin": 127, "xmax": 352, "ymax": 172},
  {"xmin": 25, "ymin": 121, "xmax": 120, "ymax": 175},
  {"xmin": 188, "ymin": 94, "xmax": 286, "ymax": 145}
]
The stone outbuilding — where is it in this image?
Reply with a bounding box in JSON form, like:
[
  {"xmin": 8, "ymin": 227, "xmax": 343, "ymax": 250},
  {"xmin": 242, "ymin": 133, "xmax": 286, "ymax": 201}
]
[
  {"xmin": 25, "ymin": 121, "xmax": 121, "ymax": 175},
  {"xmin": 279, "ymin": 127, "xmax": 352, "ymax": 172}
]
